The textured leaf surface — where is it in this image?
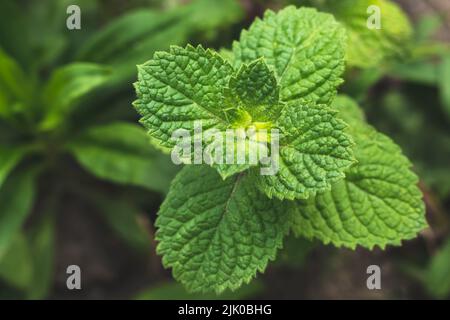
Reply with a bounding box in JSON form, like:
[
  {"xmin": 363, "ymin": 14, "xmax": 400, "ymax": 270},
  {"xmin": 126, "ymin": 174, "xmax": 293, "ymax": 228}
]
[
  {"xmin": 253, "ymin": 103, "xmax": 355, "ymax": 200},
  {"xmin": 134, "ymin": 45, "xmax": 267, "ymax": 179},
  {"xmin": 68, "ymin": 122, "xmax": 178, "ymax": 194},
  {"xmin": 233, "ymin": 6, "xmax": 346, "ymax": 105},
  {"xmin": 324, "ymin": 0, "xmax": 412, "ymax": 68},
  {"xmin": 291, "ymin": 121, "xmax": 426, "ymax": 249},
  {"xmin": 226, "ymin": 59, "xmax": 282, "ymax": 122},
  {"xmin": 156, "ymin": 165, "xmax": 291, "ymax": 293},
  {"xmin": 134, "ymin": 45, "xmax": 234, "ymax": 147}
]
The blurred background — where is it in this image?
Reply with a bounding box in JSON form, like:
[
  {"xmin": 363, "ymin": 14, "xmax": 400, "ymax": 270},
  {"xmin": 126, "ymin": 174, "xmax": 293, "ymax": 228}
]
[{"xmin": 0, "ymin": 0, "xmax": 449, "ymax": 300}]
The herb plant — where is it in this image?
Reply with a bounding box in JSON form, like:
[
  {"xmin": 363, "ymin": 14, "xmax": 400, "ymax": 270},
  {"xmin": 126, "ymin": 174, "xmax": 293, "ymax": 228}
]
[{"xmin": 134, "ymin": 6, "xmax": 427, "ymax": 293}]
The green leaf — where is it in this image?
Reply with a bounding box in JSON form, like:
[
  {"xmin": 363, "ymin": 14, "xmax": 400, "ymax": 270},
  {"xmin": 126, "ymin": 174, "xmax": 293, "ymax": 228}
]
[
  {"xmin": 424, "ymin": 237, "xmax": 450, "ymax": 299},
  {"xmin": 389, "ymin": 60, "xmax": 438, "ymax": 85},
  {"xmin": 135, "ymin": 42, "xmax": 353, "ymax": 191},
  {"xmin": 438, "ymin": 54, "xmax": 450, "ymax": 118},
  {"xmin": 0, "ymin": 169, "xmax": 36, "ymax": 259},
  {"xmin": 68, "ymin": 122, "xmax": 178, "ymax": 194},
  {"xmin": 0, "ymin": 233, "xmax": 33, "ymax": 290},
  {"xmin": 135, "ymin": 45, "xmax": 261, "ymax": 179},
  {"xmin": 368, "ymin": 83, "xmax": 450, "ymax": 198},
  {"xmin": 253, "ymin": 102, "xmax": 355, "ymax": 200},
  {"xmin": 232, "ymin": 6, "xmax": 346, "ymax": 105},
  {"xmin": 0, "ymin": 145, "xmax": 27, "ymax": 189},
  {"xmin": 226, "ymin": 59, "xmax": 283, "ymax": 122},
  {"xmin": 291, "ymin": 121, "xmax": 426, "ymax": 249},
  {"xmin": 219, "ymin": 48, "xmax": 235, "ymax": 65},
  {"xmin": 331, "ymin": 94, "xmax": 366, "ymax": 126},
  {"xmin": 0, "ymin": 47, "xmax": 32, "ymax": 119},
  {"xmin": 134, "ymin": 45, "xmax": 234, "ymax": 147},
  {"xmin": 156, "ymin": 165, "xmax": 292, "ymax": 293},
  {"xmin": 275, "ymin": 236, "xmax": 315, "ymax": 268},
  {"xmin": 27, "ymin": 215, "xmax": 55, "ymax": 299},
  {"xmin": 41, "ymin": 63, "xmax": 111, "ymax": 130},
  {"xmin": 0, "ymin": 47, "xmax": 29, "ymax": 102},
  {"xmin": 324, "ymin": 0, "xmax": 412, "ymax": 68}
]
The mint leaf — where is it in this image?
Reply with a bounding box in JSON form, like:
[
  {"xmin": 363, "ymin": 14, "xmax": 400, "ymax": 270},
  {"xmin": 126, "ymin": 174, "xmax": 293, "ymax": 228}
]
[
  {"xmin": 134, "ymin": 9, "xmax": 351, "ymax": 184},
  {"xmin": 226, "ymin": 59, "xmax": 283, "ymax": 122},
  {"xmin": 68, "ymin": 122, "xmax": 178, "ymax": 194},
  {"xmin": 324, "ymin": 0, "xmax": 412, "ymax": 68},
  {"xmin": 134, "ymin": 45, "xmax": 269, "ymax": 179},
  {"xmin": 253, "ymin": 102, "xmax": 355, "ymax": 200},
  {"xmin": 331, "ymin": 94, "xmax": 366, "ymax": 126},
  {"xmin": 291, "ymin": 119, "xmax": 426, "ymax": 249},
  {"xmin": 233, "ymin": 6, "xmax": 346, "ymax": 105},
  {"xmin": 134, "ymin": 45, "xmax": 234, "ymax": 147},
  {"xmin": 156, "ymin": 166, "xmax": 291, "ymax": 293},
  {"xmin": 133, "ymin": 5, "xmax": 427, "ymax": 294}
]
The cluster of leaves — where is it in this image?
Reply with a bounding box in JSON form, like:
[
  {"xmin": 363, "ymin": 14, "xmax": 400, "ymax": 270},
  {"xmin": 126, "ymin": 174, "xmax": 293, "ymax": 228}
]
[
  {"xmin": 0, "ymin": 0, "xmax": 243, "ymax": 298},
  {"xmin": 134, "ymin": 6, "xmax": 427, "ymax": 293},
  {"xmin": 292, "ymin": 0, "xmax": 450, "ymax": 299},
  {"xmin": 300, "ymin": 0, "xmax": 450, "ymax": 299}
]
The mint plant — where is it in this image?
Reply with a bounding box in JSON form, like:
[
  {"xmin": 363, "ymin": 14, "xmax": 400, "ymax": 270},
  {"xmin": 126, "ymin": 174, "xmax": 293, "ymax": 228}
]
[{"xmin": 134, "ymin": 6, "xmax": 427, "ymax": 293}]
